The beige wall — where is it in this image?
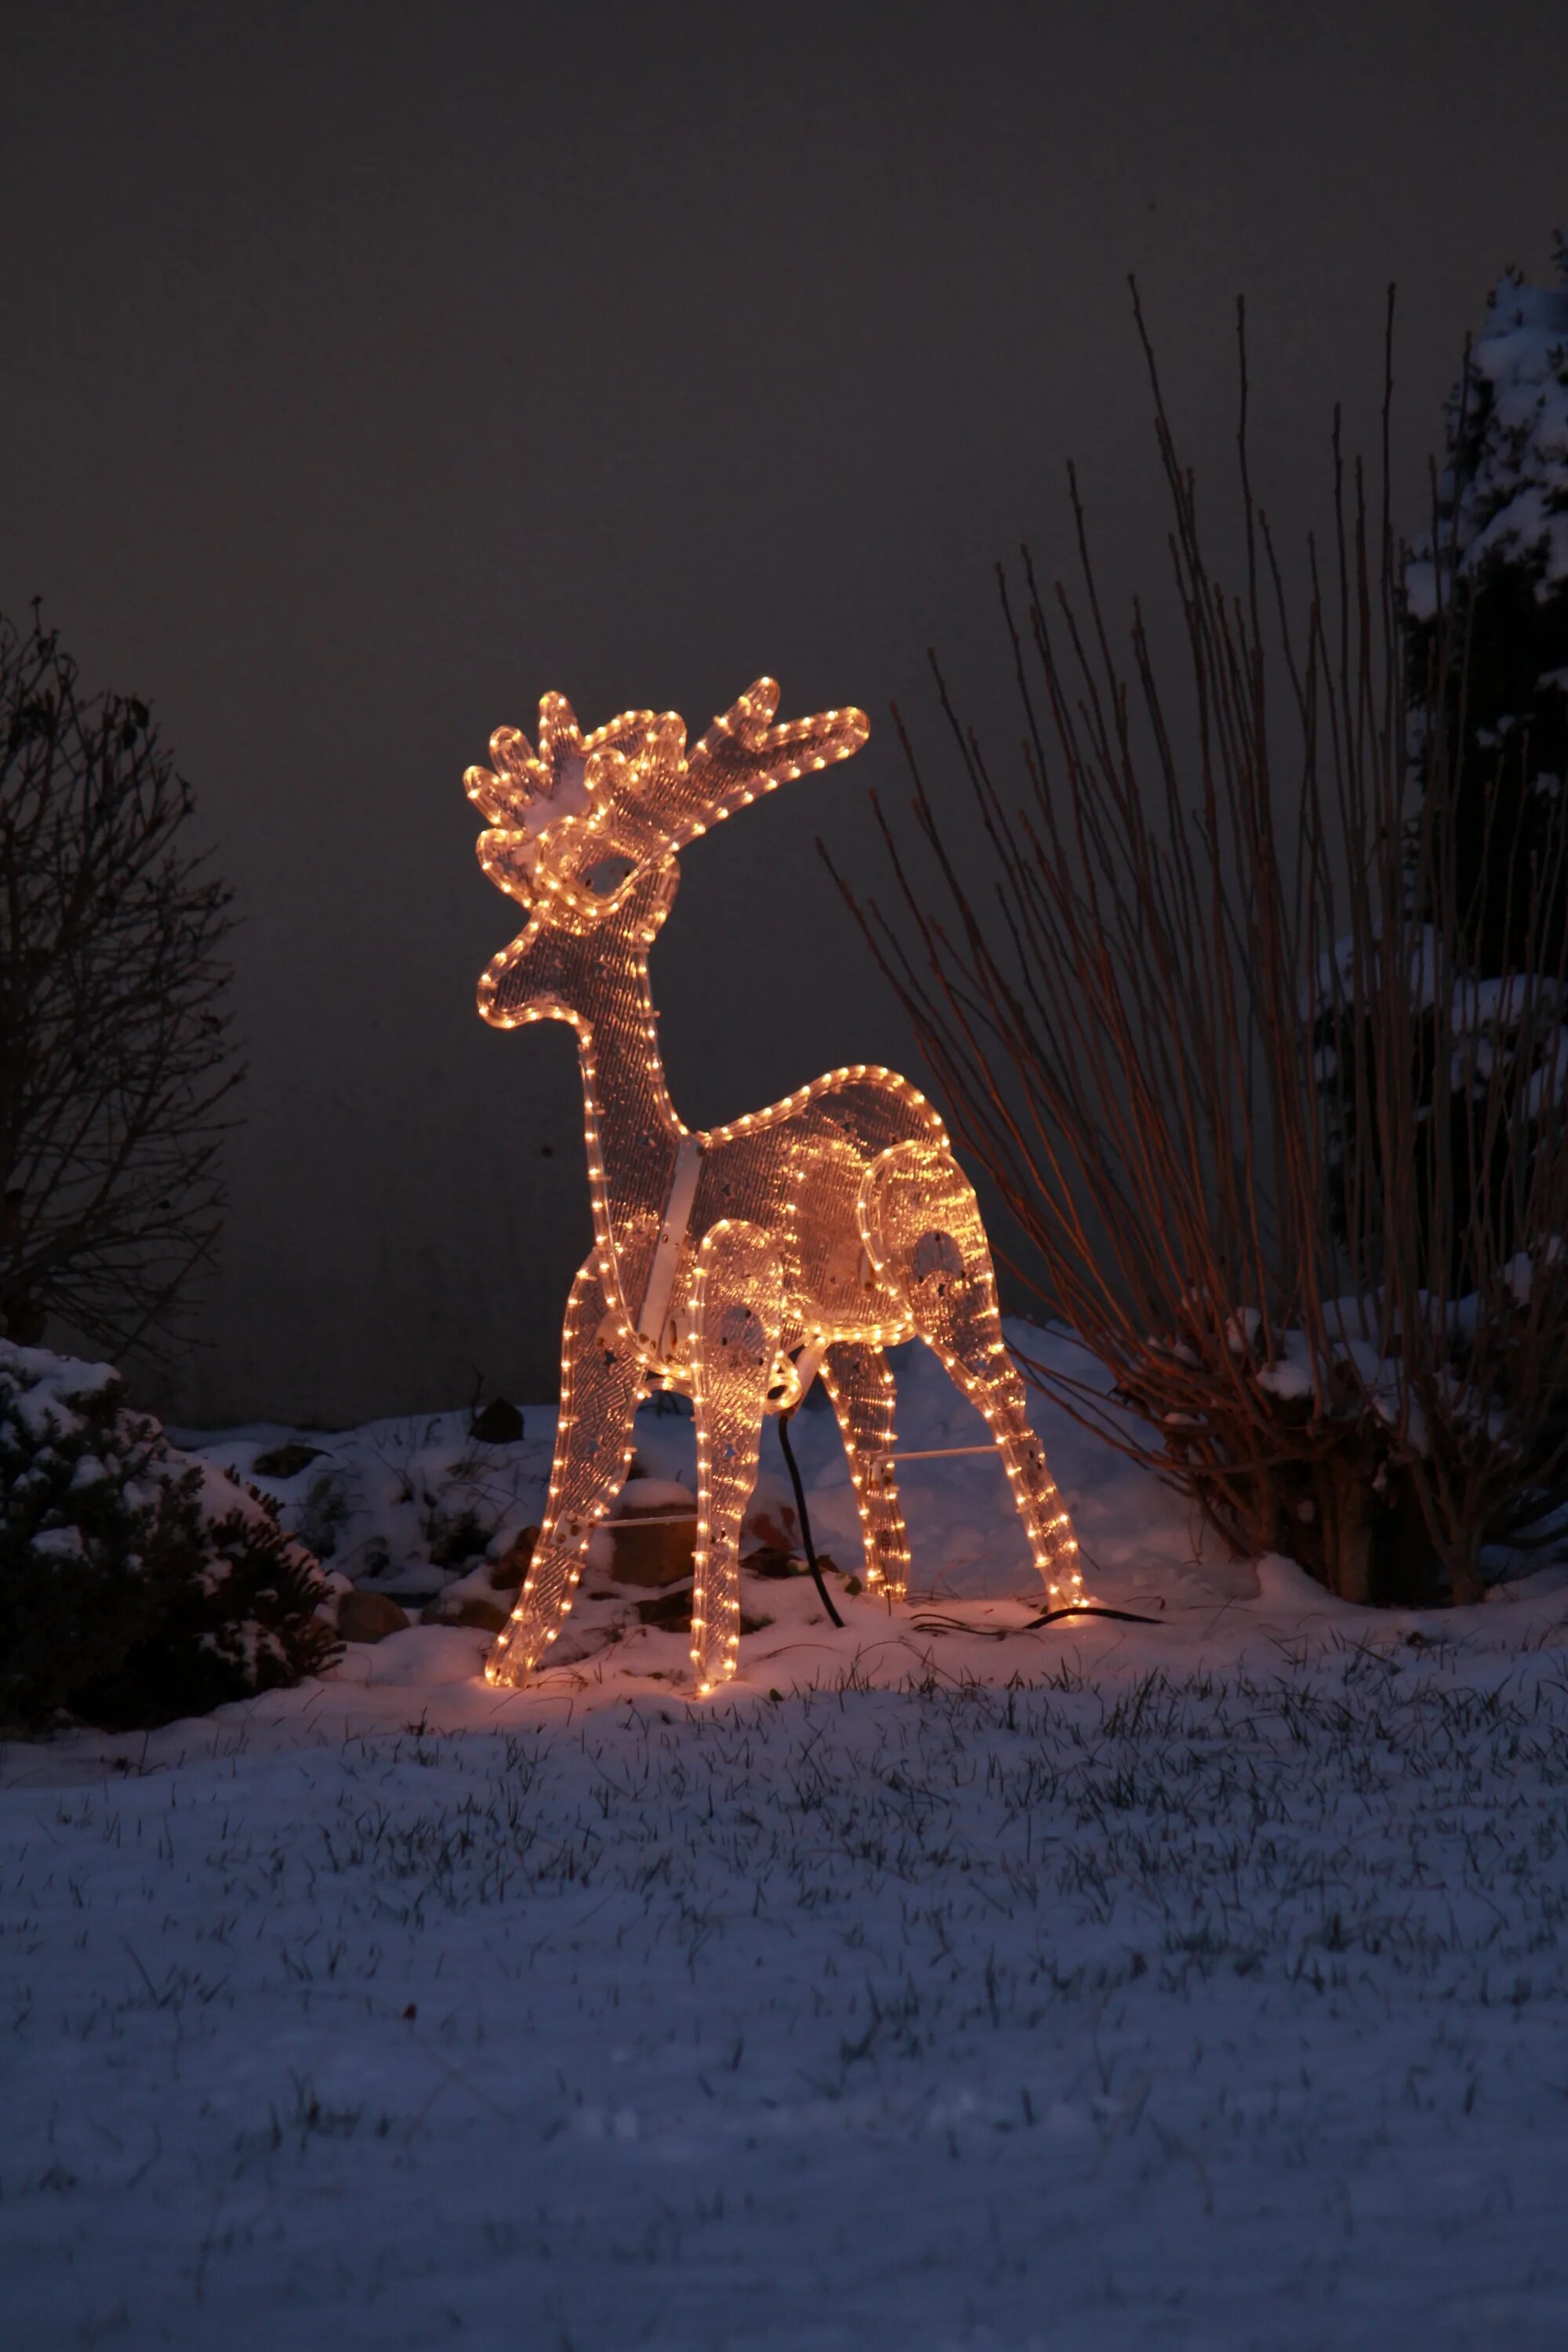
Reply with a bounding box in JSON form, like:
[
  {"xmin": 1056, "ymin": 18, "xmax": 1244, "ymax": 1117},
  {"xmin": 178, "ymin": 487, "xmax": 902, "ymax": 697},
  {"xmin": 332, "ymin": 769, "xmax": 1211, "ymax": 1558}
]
[{"xmin": 4, "ymin": 2, "xmax": 1563, "ymax": 1425}]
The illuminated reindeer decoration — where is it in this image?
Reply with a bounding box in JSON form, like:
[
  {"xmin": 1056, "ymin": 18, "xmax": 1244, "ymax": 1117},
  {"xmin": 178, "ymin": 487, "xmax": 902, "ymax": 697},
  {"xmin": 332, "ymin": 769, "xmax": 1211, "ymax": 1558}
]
[{"xmin": 466, "ymin": 680, "xmax": 1082, "ymax": 1694}]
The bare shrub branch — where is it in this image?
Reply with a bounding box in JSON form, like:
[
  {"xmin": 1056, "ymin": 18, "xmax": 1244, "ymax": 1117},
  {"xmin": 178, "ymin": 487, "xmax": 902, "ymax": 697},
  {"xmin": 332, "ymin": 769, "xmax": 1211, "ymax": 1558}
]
[
  {"xmin": 0, "ymin": 608, "xmax": 241, "ymax": 1360},
  {"xmin": 831, "ymin": 289, "xmax": 1568, "ymax": 1606}
]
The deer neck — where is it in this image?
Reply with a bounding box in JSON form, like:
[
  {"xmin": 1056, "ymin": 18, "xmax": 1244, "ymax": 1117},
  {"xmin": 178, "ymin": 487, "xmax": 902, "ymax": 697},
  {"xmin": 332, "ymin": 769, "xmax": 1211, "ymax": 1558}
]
[{"xmin": 568, "ymin": 946, "xmax": 684, "ymax": 1314}]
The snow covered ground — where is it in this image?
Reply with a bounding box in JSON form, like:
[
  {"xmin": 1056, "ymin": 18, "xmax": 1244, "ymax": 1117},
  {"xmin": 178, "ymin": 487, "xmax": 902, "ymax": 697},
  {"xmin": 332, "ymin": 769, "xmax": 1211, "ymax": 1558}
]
[{"xmin": 5, "ymin": 1328, "xmax": 1568, "ymax": 2349}]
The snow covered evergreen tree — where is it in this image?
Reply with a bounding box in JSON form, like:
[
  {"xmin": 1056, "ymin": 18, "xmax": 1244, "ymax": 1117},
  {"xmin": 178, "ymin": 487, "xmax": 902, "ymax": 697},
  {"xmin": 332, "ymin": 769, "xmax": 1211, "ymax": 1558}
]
[
  {"xmin": 1365, "ymin": 243, "xmax": 1568, "ymax": 1298},
  {"xmin": 1406, "ymin": 240, "xmax": 1568, "ymax": 971}
]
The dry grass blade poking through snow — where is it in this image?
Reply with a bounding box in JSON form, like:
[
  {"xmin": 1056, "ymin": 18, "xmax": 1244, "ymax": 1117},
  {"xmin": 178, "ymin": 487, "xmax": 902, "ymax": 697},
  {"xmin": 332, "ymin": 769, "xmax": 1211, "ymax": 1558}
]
[{"xmin": 837, "ymin": 286, "xmax": 1568, "ymax": 1608}]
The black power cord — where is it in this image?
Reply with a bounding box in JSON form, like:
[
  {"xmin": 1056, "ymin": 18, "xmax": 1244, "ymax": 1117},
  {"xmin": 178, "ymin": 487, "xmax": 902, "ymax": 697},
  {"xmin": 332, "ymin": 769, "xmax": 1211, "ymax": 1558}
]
[
  {"xmin": 775, "ymin": 1407, "xmax": 845, "ymax": 1629},
  {"xmin": 1022, "ymin": 1603, "xmax": 1163, "ymax": 1627},
  {"xmin": 910, "ymin": 1602, "xmax": 1164, "ymax": 1638},
  {"xmin": 775, "ymin": 1407, "xmax": 1159, "ymax": 1640}
]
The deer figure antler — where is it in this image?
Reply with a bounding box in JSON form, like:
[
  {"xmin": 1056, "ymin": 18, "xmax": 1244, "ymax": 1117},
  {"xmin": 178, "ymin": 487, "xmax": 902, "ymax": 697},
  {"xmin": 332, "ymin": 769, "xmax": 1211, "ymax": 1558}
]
[
  {"xmin": 680, "ymin": 677, "xmax": 871, "ymax": 832},
  {"xmin": 466, "ymin": 677, "xmax": 1082, "ymax": 1696},
  {"xmin": 466, "ymin": 681, "xmax": 868, "ymax": 923},
  {"xmin": 464, "ymin": 694, "xmax": 656, "ymax": 909}
]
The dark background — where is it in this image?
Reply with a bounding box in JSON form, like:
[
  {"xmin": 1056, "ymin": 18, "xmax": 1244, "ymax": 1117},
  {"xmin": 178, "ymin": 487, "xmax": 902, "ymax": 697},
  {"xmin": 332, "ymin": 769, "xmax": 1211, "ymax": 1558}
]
[{"xmin": 2, "ymin": 1, "xmax": 1562, "ymax": 1426}]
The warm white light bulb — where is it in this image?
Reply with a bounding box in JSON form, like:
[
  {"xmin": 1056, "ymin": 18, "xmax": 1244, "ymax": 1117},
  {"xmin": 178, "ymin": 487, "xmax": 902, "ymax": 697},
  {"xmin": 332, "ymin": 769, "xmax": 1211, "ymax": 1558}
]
[{"xmin": 472, "ymin": 680, "xmax": 1080, "ymax": 1692}]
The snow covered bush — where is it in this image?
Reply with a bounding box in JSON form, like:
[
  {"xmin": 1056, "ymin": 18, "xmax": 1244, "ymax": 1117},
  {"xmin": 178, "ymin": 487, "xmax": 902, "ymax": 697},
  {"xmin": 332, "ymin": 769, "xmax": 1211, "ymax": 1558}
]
[
  {"xmin": 845, "ymin": 285, "xmax": 1568, "ymax": 1606},
  {"xmin": 0, "ymin": 1342, "xmax": 340, "ymax": 1731}
]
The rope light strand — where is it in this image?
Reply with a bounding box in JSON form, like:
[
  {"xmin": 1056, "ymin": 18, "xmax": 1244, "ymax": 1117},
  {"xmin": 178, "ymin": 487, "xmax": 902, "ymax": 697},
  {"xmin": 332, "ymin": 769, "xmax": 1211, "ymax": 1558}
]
[{"xmin": 470, "ymin": 678, "xmax": 1083, "ymax": 1695}]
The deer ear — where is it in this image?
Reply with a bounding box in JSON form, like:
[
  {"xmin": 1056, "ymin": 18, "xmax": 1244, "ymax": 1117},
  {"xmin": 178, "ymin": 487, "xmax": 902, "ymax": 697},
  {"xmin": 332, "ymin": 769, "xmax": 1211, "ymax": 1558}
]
[{"xmin": 622, "ymin": 855, "xmax": 680, "ymax": 942}]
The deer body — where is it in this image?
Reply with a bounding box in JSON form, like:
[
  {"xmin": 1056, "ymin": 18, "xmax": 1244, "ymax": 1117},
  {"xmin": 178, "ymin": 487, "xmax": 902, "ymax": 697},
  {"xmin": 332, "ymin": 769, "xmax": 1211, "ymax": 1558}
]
[{"xmin": 466, "ymin": 681, "xmax": 1081, "ymax": 1693}]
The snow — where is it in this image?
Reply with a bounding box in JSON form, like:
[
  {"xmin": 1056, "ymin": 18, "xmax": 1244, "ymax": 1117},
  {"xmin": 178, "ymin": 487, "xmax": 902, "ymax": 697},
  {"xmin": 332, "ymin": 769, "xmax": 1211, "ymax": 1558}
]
[
  {"xmin": 1311, "ymin": 924, "xmax": 1568, "ymax": 1044},
  {"xmin": 24, "ymin": 1523, "xmax": 84, "ymax": 1561},
  {"xmin": 6, "ymin": 1325, "xmax": 1568, "ymax": 2347},
  {"xmin": 617, "ymin": 1474, "xmax": 702, "ymax": 1513},
  {"xmin": 1406, "ymin": 253, "xmax": 1568, "ymax": 621},
  {"xmin": 176, "ymin": 1403, "xmax": 551, "ymax": 1600}
]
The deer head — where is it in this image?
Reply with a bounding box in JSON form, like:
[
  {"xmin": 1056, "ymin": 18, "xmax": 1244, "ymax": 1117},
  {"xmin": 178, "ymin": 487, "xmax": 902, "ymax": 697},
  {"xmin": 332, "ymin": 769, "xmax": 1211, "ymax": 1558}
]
[{"xmin": 466, "ymin": 681, "xmax": 869, "ymax": 1016}]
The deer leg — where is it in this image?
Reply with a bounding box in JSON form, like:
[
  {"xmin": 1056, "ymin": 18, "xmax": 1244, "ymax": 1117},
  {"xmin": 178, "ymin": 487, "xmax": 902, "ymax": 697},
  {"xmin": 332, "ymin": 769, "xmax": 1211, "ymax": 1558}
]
[
  {"xmin": 820, "ymin": 1340, "xmax": 909, "ymax": 1600},
  {"xmin": 486, "ymin": 1254, "xmax": 644, "ymax": 1688},
  {"xmin": 862, "ymin": 1142, "xmax": 1083, "ymax": 1608},
  {"xmin": 688, "ymin": 1221, "xmax": 784, "ymax": 1697}
]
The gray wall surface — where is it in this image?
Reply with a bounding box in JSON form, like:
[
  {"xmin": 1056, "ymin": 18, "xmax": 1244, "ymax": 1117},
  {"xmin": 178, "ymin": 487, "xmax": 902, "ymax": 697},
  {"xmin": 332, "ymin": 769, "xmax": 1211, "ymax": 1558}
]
[{"xmin": 2, "ymin": 1, "xmax": 1563, "ymax": 1426}]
